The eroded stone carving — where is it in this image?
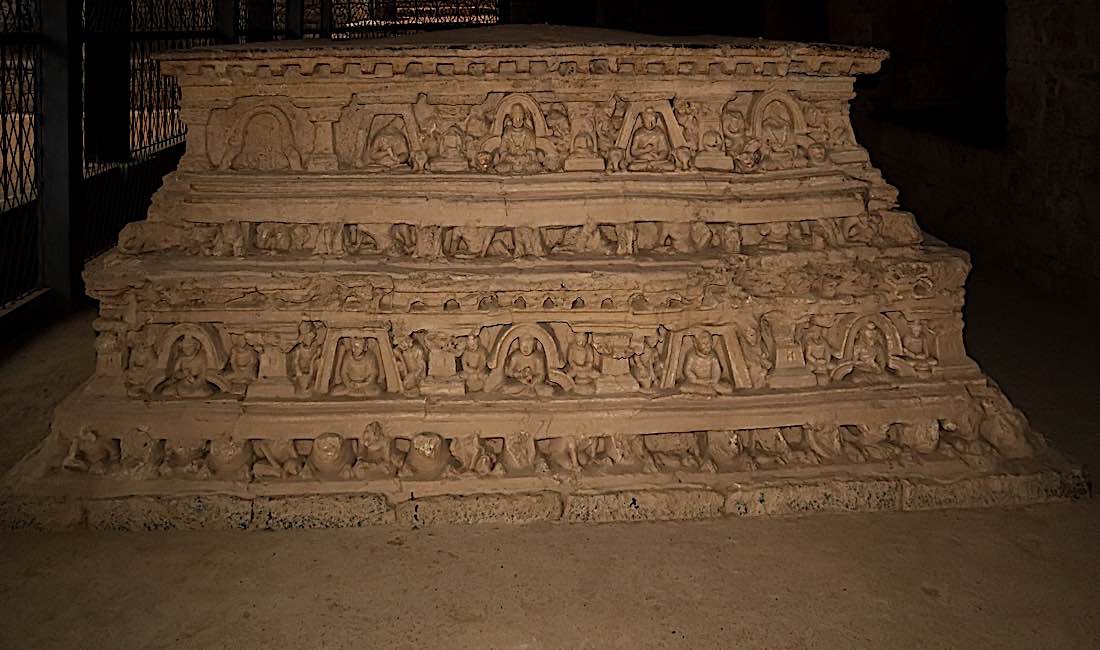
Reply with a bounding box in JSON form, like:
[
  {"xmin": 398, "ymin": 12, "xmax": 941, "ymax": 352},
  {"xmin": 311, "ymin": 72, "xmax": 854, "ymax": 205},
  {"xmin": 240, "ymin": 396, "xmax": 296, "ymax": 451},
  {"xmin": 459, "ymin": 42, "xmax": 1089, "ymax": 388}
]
[{"xmin": 32, "ymin": 27, "xmax": 1063, "ymax": 521}]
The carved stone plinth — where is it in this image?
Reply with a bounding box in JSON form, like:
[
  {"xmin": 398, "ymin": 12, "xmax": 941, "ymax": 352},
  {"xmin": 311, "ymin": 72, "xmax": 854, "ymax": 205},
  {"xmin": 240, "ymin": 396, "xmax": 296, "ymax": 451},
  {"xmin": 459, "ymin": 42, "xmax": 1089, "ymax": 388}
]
[{"xmin": 3, "ymin": 26, "xmax": 1084, "ymax": 527}]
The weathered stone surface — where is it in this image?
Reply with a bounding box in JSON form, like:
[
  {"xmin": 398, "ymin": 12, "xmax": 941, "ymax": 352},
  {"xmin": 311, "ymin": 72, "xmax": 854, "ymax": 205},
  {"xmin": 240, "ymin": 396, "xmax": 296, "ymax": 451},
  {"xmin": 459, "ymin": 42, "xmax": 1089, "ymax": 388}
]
[
  {"xmin": 84, "ymin": 495, "xmax": 252, "ymax": 531},
  {"xmin": 7, "ymin": 24, "xmax": 1079, "ymax": 526},
  {"xmin": 725, "ymin": 480, "xmax": 902, "ymax": 517},
  {"xmin": 901, "ymin": 470, "xmax": 1091, "ymax": 511},
  {"xmin": 253, "ymin": 493, "xmax": 392, "ymax": 529},
  {"xmin": 0, "ymin": 497, "xmax": 84, "ymax": 531},
  {"xmin": 564, "ymin": 489, "xmax": 724, "ymax": 522},
  {"xmin": 395, "ymin": 492, "xmax": 562, "ymax": 526}
]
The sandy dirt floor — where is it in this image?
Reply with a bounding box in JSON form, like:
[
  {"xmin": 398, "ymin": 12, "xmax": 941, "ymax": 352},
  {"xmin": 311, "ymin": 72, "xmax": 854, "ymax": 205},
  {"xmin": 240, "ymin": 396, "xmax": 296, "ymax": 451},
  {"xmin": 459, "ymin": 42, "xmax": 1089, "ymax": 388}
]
[{"xmin": 0, "ymin": 274, "xmax": 1097, "ymax": 649}]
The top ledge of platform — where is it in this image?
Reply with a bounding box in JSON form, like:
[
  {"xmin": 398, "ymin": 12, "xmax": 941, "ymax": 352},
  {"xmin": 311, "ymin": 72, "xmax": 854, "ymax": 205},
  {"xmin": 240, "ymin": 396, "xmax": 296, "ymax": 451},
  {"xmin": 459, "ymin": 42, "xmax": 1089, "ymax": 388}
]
[{"xmin": 157, "ymin": 24, "xmax": 887, "ymax": 75}]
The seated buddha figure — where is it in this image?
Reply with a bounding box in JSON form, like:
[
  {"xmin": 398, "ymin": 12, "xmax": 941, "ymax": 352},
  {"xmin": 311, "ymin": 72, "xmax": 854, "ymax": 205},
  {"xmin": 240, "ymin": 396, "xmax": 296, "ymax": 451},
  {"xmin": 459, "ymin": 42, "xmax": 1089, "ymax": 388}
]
[
  {"xmin": 679, "ymin": 333, "xmax": 734, "ymax": 396},
  {"xmin": 499, "ymin": 335, "xmax": 555, "ymax": 397},
  {"xmin": 331, "ymin": 337, "xmax": 383, "ymax": 397},
  {"xmin": 628, "ymin": 108, "xmax": 675, "ymax": 172},
  {"xmin": 162, "ymin": 335, "xmax": 216, "ymax": 398},
  {"xmin": 846, "ymin": 323, "xmax": 888, "ymax": 383},
  {"xmin": 493, "ymin": 103, "xmax": 543, "ymax": 175}
]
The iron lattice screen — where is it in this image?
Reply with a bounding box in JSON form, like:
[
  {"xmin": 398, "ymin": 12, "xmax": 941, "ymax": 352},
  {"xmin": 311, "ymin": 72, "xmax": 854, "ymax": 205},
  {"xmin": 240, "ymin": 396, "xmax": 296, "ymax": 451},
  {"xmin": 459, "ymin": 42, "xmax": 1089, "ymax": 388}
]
[
  {"xmin": 237, "ymin": 0, "xmax": 501, "ymax": 40},
  {"xmin": 79, "ymin": 0, "xmax": 217, "ymax": 262},
  {"xmin": 0, "ymin": 0, "xmax": 41, "ymax": 306},
  {"xmin": 1, "ymin": 0, "xmax": 506, "ymax": 309}
]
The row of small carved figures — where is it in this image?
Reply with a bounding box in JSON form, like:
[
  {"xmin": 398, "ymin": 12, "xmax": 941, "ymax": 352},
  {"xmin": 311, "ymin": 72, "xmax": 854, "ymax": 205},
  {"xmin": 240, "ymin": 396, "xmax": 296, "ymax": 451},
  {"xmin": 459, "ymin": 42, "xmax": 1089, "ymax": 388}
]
[
  {"xmin": 60, "ymin": 406, "xmax": 1035, "ymax": 483},
  {"xmin": 118, "ymin": 214, "xmax": 914, "ymax": 258},
  {"xmin": 221, "ymin": 92, "xmax": 849, "ymax": 176},
  {"xmin": 103, "ymin": 319, "xmax": 943, "ymax": 401}
]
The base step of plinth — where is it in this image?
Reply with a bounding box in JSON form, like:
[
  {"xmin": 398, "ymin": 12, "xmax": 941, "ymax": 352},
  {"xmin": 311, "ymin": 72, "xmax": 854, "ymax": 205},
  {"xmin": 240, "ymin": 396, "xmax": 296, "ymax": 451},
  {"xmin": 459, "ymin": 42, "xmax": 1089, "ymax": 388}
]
[{"xmin": 1, "ymin": 457, "xmax": 1087, "ymax": 531}]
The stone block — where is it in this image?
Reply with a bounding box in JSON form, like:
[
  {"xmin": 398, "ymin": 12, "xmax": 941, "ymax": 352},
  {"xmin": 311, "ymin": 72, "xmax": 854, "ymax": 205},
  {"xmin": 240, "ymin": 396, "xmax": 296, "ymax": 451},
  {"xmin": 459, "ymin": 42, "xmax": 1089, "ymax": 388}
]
[
  {"xmin": 253, "ymin": 493, "xmax": 393, "ymax": 529},
  {"xmin": 724, "ymin": 479, "xmax": 902, "ymax": 517},
  {"xmin": 395, "ymin": 492, "xmax": 562, "ymax": 526},
  {"xmin": 84, "ymin": 495, "xmax": 252, "ymax": 531},
  {"xmin": 563, "ymin": 489, "xmax": 724, "ymax": 523}
]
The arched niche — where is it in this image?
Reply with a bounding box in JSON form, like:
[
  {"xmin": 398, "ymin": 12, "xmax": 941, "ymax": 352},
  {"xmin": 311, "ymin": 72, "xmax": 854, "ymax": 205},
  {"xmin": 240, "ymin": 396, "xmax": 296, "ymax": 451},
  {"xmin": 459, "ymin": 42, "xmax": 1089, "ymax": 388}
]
[
  {"xmin": 208, "ymin": 96, "xmax": 313, "ymax": 171},
  {"xmin": 828, "ymin": 313, "xmax": 905, "ymax": 382},
  {"xmin": 837, "ymin": 313, "xmax": 904, "ymax": 360},
  {"xmin": 478, "ymin": 93, "xmax": 558, "ymax": 159},
  {"xmin": 146, "ymin": 323, "xmax": 230, "ymax": 394},
  {"xmin": 484, "ymin": 323, "xmax": 574, "ymax": 393},
  {"xmin": 220, "ymin": 105, "xmax": 303, "ymax": 171},
  {"xmin": 749, "ymin": 89, "xmax": 808, "ymax": 137},
  {"xmin": 490, "ymin": 93, "xmax": 549, "ymax": 138},
  {"xmin": 333, "ymin": 95, "xmax": 422, "ymax": 169},
  {"xmin": 614, "ymin": 100, "xmax": 687, "ymax": 150},
  {"xmin": 315, "ymin": 327, "xmax": 401, "ymax": 395}
]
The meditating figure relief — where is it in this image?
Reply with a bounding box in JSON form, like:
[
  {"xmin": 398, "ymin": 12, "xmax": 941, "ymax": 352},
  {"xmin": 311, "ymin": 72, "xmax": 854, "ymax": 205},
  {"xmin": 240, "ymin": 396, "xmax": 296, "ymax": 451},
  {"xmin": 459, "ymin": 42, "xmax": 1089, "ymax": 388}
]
[
  {"xmin": 331, "ymin": 337, "xmax": 383, "ymax": 397},
  {"xmin": 500, "ymin": 335, "xmax": 555, "ymax": 397},
  {"xmin": 679, "ymin": 333, "xmax": 733, "ymax": 396},
  {"xmin": 628, "ymin": 107, "xmax": 675, "ymax": 172},
  {"xmin": 493, "ymin": 103, "xmax": 542, "ymax": 174},
  {"xmin": 162, "ymin": 335, "xmax": 216, "ymax": 398}
]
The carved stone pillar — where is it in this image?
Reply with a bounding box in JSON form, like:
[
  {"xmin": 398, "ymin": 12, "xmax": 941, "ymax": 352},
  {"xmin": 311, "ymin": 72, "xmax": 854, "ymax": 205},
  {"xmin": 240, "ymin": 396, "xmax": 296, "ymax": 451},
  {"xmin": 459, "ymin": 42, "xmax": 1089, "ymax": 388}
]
[
  {"xmin": 420, "ymin": 331, "xmax": 464, "ymax": 396},
  {"xmin": 592, "ymin": 333, "xmax": 640, "ymax": 394},
  {"xmin": 764, "ymin": 313, "xmax": 818, "ymax": 389},
  {"xmin": 305, "ymin": 103, "xmax": 343, "ymax": 171},
  {"xmin": 247, "ymin": 331, "xmax": 297, "ymax": 398}
]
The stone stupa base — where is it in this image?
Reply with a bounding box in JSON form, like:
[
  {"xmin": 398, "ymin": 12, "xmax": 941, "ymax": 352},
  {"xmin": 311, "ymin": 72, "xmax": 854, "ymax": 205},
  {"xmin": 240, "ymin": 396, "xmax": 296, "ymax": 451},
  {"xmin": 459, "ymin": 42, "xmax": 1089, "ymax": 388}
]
[{"xmin": 8, "ymin": 26, "xmax": 1088, "ymax": 530}]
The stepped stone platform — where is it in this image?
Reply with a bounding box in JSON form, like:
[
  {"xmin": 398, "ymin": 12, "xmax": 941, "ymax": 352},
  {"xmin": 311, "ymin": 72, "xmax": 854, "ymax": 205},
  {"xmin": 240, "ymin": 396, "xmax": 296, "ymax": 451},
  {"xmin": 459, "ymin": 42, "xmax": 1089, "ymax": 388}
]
[{"xmin": 2, "ymin": 25, "xmax": 1086, "ymax": 530}]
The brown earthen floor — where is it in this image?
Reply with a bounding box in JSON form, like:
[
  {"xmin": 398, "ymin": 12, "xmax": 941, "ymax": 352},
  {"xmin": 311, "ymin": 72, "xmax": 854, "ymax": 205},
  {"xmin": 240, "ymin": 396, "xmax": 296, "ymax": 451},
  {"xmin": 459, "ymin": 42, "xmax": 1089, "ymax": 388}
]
[{"xmin": 0, "ymin": 273, "xmax": 1097, "ymax": 649}]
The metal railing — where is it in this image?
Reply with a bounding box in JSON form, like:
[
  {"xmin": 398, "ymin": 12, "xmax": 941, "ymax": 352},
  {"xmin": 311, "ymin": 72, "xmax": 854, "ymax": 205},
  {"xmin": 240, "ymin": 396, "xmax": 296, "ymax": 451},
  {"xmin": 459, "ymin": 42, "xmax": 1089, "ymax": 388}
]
[{"xmin": 1, "ymin": 0, "xmax": 504, "ymax": 314}]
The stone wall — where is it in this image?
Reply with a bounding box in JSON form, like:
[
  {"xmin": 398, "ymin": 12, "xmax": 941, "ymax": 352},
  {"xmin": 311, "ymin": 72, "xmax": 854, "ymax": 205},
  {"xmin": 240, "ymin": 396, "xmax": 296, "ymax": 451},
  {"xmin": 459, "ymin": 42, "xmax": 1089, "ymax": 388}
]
[{"xmin": 827, "ymin": 0, "xmax": 1100, "ymax": 302}]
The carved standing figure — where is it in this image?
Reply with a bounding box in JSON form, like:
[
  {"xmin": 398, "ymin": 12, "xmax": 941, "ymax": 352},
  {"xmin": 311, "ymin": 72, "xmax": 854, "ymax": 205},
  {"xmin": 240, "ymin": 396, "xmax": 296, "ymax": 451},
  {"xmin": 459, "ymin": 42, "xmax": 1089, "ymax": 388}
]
[
  {"xmin": 802, "ymin": 324, "xmax": 835, "ymax": 385},
  {"xmin": 224, "ymin": 334, "xmax": 259, "ymax": 391},
  {"xmin": 125, "ymin": 329, "xmax": 156, "ymax": 397},
  {"xmin": 740, "ymin": 326, "xmax": 773, "ymax": 388},
  {"xmin": 458, "ymin": 334, "xmax": 490, "ymax": 392},
  {"xmin": 394, "ymin": 333, "xmax": 428, "ymax": 395},
  {"xmin": 631, "ymin": 335, "xmax": 664, "ymax": 390},
  {"xmin": 565, "ymin": 331, "xmax": 600, "ymax": 395},
  {"xmin": 289, "ymin": 322, "xmax": 324, "ymax": 396}
]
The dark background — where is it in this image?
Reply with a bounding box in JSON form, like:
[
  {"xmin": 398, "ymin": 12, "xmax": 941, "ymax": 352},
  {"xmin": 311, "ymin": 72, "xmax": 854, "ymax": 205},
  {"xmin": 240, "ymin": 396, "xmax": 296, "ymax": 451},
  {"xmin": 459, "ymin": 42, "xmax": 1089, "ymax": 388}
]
[{"xmin": 515, "ymin": 0, "xmax": 1099, "ymax": 304}]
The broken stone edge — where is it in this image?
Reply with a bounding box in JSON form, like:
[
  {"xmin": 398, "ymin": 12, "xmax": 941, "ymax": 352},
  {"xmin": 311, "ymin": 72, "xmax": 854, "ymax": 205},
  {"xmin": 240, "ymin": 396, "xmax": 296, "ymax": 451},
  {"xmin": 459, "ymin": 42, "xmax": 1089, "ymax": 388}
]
[{"xmin": 0, "ymin": 462, "xmax": 1087, "ymax": 532}]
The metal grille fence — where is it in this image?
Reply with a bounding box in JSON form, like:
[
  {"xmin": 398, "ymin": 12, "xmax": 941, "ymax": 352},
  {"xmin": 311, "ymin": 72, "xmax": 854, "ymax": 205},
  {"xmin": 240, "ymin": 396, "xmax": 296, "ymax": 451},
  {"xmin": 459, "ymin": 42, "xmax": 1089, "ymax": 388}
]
[
  {"xmin": 0, "ymin": 0, "xmax": 41, "ymax": 306},
  {"xmin": 79, "ymin": 0, "xmax": 217, "ymax": 262},
  {"xmin": 2, "ymin": 0, "xmax": 505, "ymax": 313},
  {"xmin": 328, "ymin": 0, "xmax": 499, "ymax": 38}
]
